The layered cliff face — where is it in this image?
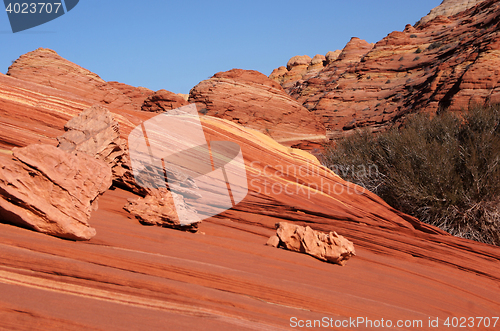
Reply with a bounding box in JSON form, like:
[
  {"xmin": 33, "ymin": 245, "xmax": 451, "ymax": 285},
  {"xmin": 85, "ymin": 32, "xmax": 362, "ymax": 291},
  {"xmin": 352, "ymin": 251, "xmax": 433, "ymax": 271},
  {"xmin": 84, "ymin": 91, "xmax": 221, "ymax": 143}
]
[
  {"xmin": 6, "ymin": 48, "xmax": 154, "ymax": 112},
  {"xmin": 189, "ymin": 69, "xmax": 326, "ymax": 145},
  {"xmin": 270, "ymin": 0, "xmax": 500, "ymax": 137}
]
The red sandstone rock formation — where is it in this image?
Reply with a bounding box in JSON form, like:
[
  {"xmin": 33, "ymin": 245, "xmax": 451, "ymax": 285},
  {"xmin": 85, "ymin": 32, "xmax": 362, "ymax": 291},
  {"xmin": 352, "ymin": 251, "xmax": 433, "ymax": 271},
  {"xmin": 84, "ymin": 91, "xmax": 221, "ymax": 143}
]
[
  {"xmin": 0, "ymin": 144, "xmax": 111, "ymax": 240},
  {"xmin": 108, "ymin": 81, "xmax": 155, "ymax": 110},
  {"xmin": 417, "ymin": 0, "xmax": 486, "ymax": 26},
  {"xmin": 141, "ymin": 89, "xmax": 189, "ymax": 112},
  {"xmin": 124, "ymin": 188, "xmax": 200, "ymax": 232},
  {"xmin": 267, "ymin": 222, "xmax": 356, "ymax": 266},
  {"xmin": 189, "ymin": 69, "xmax": 326, "ymax": 145},
  {"xmin": 270, "ymin": 0, "xmax": 500, "ymax": 137},
  {"xmin": 56, "ymin": 105, "xmax": 141, "ymax": 193},
  {"xmin": 0, "ymin": 62, "xmax": 156, "ymax": 150}
]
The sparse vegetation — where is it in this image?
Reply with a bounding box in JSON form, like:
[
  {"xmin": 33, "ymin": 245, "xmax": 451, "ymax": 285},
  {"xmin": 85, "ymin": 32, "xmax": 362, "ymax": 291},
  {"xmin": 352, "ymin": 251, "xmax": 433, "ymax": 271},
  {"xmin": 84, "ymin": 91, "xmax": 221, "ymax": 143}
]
[
  {"xmin": 321, "ymin": 105, "xmax": 500, "ymax": 245},
  {"xmin": 415, "ymin": 47, "xmax": 422, "ymax": 54},
  {"xmin": 428, "ymin": 41, "xmax": 443, "ymax": 51}
]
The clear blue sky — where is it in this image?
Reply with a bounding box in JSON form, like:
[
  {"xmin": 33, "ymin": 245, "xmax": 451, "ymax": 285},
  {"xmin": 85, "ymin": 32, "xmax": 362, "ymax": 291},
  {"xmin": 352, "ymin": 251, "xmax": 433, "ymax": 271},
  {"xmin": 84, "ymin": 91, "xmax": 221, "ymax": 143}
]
[{"xmin": 1, "ymin": 0, "xmax": 441, "ymax": 94}]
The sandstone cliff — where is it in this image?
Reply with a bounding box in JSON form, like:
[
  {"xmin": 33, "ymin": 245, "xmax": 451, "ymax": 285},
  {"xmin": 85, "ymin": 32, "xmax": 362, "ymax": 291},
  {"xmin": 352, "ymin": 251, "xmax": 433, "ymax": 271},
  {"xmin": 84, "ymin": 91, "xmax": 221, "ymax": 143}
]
[
  {"xmin": 189, "ymin": 69, "xmax": 326, "ymax": 145},
  {"xmin": 416, "ymin": 0, "xmax": 487, "ymax": 26},
  {"xmin": 270, "ymin": 0, "xmax": 500, "ymax": 137}
]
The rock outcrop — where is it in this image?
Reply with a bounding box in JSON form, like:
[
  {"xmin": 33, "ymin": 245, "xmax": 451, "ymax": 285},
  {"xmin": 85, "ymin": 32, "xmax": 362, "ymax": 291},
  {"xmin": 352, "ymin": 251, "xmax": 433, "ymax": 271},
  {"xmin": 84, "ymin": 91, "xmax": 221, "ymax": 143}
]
[
  {"xmin": 56, "ymin": 105, "xmax": 141, "ymax": 193},
  {"xmin": 7, "ymin": 48, "xmax": 140, "ymax": 111},
  {"xmin": 0, "ymin": 144, "xmax": 112, "ymax": 240},
  {"xmin": 416, "ymin": 0, "xmax": 486, "ymax": 26},
  {"xmin": 270, "ymin": 0, "xmax": 500, "ymax": 137},
  {"xmin": 124, "ymin": 188, "xmax": 200, "ymax": 232},
  {"xmin": 189, "ymin": 69, "xmax": 326, "ymax": 145},
  {"xmin": 108, "ymin": 81, "xmax": 155, "ymax": 110},
  {"xmin": 267, "ymin": 222, "xmax": 356, "ymax": 266},
  {"xmin": 141, "ymin": 89, "xmax": 189, "ymax": 112}
]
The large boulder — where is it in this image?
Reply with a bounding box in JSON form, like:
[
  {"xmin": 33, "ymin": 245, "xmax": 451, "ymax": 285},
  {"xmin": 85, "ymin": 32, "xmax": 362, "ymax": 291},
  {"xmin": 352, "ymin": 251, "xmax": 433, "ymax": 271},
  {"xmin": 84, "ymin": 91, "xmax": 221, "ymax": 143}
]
[
  {"xmin": 124, "ymin": 188, "xmax": 200, "ymax": 232},
  {"xmin": 267, "ymin": 222, "xmax": 356, "ymax": 266},
  {"xmin": 0, "ymin": 144, "xmax": 112, "ymax": 240},
  {"xmin": 56, "ymin": 105, "xmax": 140, "ymax": 192}
]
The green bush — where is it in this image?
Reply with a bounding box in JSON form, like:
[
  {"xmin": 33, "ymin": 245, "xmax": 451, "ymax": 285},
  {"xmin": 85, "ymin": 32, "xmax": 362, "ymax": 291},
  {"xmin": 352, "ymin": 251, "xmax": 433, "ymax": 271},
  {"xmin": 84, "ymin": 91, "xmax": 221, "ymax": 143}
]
[{"xmin": 321, "ymin": 105, "xmax": 500, "ymax": 245}]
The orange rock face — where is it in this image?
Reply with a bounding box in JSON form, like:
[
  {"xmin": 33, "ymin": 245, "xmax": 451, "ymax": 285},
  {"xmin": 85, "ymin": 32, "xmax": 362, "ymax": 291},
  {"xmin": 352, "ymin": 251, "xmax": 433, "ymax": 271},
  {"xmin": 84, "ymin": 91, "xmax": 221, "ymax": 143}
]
[
  {"xmin": 0, "ymin": 144, "xmax": 111, "ymax": 240},
  {"xmin": 270, "ymin": 0, "xmax": 500, "ymax": 137},
  {"xmin": 417, "ymin": 0, "xmax": 486, "ymax": 26},
  {"xmin": 124, "ymin": 188, "xmax": 200, "ymax": 232},
  {"xmin": 7, "ymin": 48, "xmax": 144, "ymax": 112},
  {"xmin": 141, "ymin": 89, "xmax": 189, "ymax": 112},
  {"xmin": 189, "ymin": 69, "xmax": 326, "ymax": 145}
]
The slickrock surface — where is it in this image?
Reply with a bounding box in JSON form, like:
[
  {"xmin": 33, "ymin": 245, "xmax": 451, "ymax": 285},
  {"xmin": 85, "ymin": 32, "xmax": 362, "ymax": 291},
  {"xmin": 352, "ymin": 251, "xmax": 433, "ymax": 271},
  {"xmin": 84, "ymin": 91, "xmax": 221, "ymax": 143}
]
[
  {"xmin": 0, "ymin": 144, "xmax": 112, "ymax": 240},
  {"xmin": 7, "ymin": 48, "xmax": 141, "ymax": 111},
  {"xmin": 417, "ymin": 0, "xmax": 486, "ymax": 26},
  {"xmin": 0, "ymin": 115, "xmax": 498, "ymax": 329},
  {"xmin": 141, "ymin": 89, "xmax": 190, "ymax": 112},
  {"xmin": 270, "ymin": 0, "xmax": 500, "ymax": 137},
  {"xmin": 0, "ymin": 63, "xmax": 154, "ymax": 150},
  {"xmin": 268, "ymin": 222, "xmax": 356, "ymax": 266},
  {"xmin": 189, "ymin": 69, "xmax": 326, "ymax": 145},
  {"xmin": 124, "ymin": 188, "xmax": 200, "ymax": 232}
]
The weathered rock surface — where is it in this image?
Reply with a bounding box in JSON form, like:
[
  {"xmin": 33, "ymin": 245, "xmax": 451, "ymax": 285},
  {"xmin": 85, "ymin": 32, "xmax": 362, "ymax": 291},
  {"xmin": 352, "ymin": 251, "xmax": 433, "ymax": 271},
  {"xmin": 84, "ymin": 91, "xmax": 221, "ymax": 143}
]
[
  {"xmin": 270, "ymin": 0, "xmax": 500, "ymax": 137},
  {"xmin": 270, "ymin": 53, "xmax": 338, "ymax": 91},
  {"xmin": 0, "ymin": 53, "xmax": 160, "ymax": 151},
  {"xmin": 0, "ymin": 144, "xmax": 112, "ymax": 240},
  {"xmin": 56, "ymin": 105, "xmax": 141, "ymax": 193},
  {"xmin": 416, "ymin": 0, "xmax": 486, "ymax": 26},
  {"xmin": 7, "ymin": 48, "xmax": 140, "ymax": 111},
  {"xmin": 124, "ymin": 188, "xmax": 200, "ymax": 232},
  {"xmin": 57, "ymin": 105, "xmax": 124, "ymax": 162},
  {"xmin": 189, "ymin": 69, "xmax": 326, "ymax": 145},
  {"xmin": 269, "ymin": 222, "xmax": 355, "ymax": 265},
  {"xmin": 141, "ymin": 89, "xmax": 189, "ymax": 112},
  {"xmin": 108, "ymin": 81, "xmax": 155, "ymax": 110}
]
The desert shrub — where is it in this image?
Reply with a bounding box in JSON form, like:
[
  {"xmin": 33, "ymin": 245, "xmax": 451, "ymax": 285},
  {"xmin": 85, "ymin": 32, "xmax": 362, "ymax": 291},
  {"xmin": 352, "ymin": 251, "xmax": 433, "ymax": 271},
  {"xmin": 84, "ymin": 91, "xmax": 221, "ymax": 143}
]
[
  {"xmin": 428, "ymin": 41, "xmax": 443, "ymax": 51},
  {"xmin": 321, "ymin": 105, "xmax": 500, "ymax": 245}
]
